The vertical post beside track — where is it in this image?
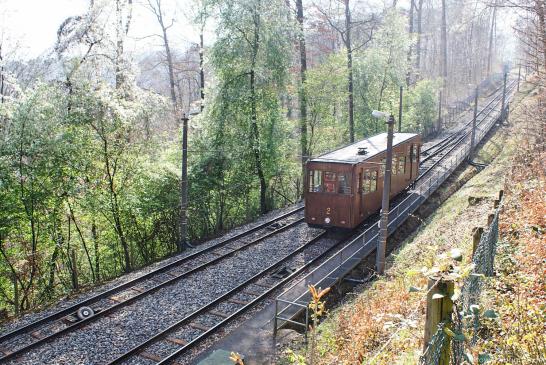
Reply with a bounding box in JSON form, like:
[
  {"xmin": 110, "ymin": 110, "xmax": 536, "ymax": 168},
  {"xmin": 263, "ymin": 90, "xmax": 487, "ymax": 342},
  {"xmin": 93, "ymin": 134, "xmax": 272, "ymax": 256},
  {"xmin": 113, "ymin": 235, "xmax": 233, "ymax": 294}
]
[
  {"xmin": 437, "ymin": 90, "xmax": 443, "ymax": 133},
  {"xmin": 376, "ymin": 114, "xmax": 395, "ymax": 275},
  {"xmin": 179, "ymin": 113, "xmax": 189, "ymax": 251},
  {"xmin": 517, "ymin": 64, "xmax": 521, "ymax": 92},
  {"xmin": 469, "ymin": 86, "xmax": 479, "ymax": 158},
  {"xmin": 501, "ymin": 72, "xmax": 507, "ymax": 121},
  {"xmin": 398, "ymin": 86, "xmax": 403, "ymax": 133}
]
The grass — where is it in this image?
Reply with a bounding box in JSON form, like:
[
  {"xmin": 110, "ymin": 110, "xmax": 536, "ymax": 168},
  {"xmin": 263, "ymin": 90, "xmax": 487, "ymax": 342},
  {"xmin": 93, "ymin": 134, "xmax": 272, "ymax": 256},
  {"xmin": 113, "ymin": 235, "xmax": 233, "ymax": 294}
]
[{"xmin": 278, "ymin": 80, "xmax": 544, "ymax": 365}]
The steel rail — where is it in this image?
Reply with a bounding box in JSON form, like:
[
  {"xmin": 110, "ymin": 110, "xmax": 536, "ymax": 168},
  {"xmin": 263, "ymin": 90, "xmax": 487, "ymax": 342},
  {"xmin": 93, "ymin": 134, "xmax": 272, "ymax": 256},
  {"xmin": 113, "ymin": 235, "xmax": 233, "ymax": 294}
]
[
  {"xmin": 421, "ymin": 80, "xmax": 512, "ymax": 158},
  {"xmin": 0, "ymin": 206, "xmax": 303, "ymax": 345},
  {"xmin": 417, "ymin": 81, "xmax": 516, "ymax": 180},
  {"xmin": 108, "ymin": 229, "xmax": 345, "ymax": 365},
  {"xmin": 0, "ymin": 214, "xmax": 306, "ymax": 362}
]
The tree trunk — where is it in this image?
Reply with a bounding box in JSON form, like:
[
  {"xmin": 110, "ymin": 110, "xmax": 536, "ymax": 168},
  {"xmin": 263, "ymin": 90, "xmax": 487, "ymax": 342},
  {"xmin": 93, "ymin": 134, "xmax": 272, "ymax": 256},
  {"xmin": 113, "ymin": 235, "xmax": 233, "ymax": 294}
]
[
  {"xmin": 345, "ymin": 0, "xmax": 355, "ymax": 143},
  {"xmin": 441, "ymin": 0, "xmax": 448, "ymax": 92},
  {"xmin": 68, "ymin": 201, "xmax": 96, "ymax": 281},
  {"xmin": 91, "ymin": 220, "xmax": 100, "ymax": 281},
  {"xmin": 200, "ymin": 30, "xmax": 205, "ymax": 111},
  {"xmin": 537, "ymin": 0, "xmax": 546, "ymax": 71},
  {"xmin": 296, "ymin": 0, "xmax": 308, "ymax": 196},
  {"xmin": 406, "ymin": 0, "xmax": 415, "ymax": 87},
  {"xmin": 151, "ymin": 0, "xmax": 177, "ymax": 113},
  {"xmin": 101, "ymin": 135, "xmax": 131, "ymax": 272},
  {"xmin": 47, "ymin": 232, "xmax": 61, "ymax": 297},
  {"xmin": 487, "ymin": 4, "xmax": 497, "ymax": 76},
  {"xmin": 250, "ymin": 9, "xmax": 268, "ymax": 214},
  {"xmin": 115, "ymin": 0, "xmax": 125, "ymax": 89},
  {"xmin": 0, "ymin": 43, "xmax": 4, "ymax": 105},
  {"xmin": 415, "ymin": 0, "xmax": 423, "ymax": 78}
]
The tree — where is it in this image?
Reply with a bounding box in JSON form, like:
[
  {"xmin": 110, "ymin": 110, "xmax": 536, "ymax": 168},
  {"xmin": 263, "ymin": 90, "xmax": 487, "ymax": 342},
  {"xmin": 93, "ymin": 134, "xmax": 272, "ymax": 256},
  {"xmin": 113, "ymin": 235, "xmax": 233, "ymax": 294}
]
[
  {"xmin": 115, "ymin": 0, "xmax": 133, "ymax": 90},
  {"xmin": 314, "ymin": 0, "xmax": 376, "ymax": 142},
  {"xmin": 295, "ymin": 0, "xmax": 309, "ymax": 194},
  {"xmin": 209, "ymin": 0, "xmax": 291, "ymax": 214},
  {"xmin": 145, "ymin": 0, "xmax": 178, "ymax": 113}
]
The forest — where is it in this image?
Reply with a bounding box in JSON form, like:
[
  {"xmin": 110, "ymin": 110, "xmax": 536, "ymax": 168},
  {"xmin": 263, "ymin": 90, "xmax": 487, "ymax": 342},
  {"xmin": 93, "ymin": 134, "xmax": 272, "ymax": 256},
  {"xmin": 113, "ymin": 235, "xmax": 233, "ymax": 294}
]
[{"xmin": 0, "ymin": 0, "xmax": 542, "ymax": 317}]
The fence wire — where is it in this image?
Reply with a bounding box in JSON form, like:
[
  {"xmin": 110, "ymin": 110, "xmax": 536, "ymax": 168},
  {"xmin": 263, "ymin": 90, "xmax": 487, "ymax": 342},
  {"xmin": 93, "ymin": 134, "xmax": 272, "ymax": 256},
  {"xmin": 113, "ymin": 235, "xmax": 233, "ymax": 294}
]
[
  {"xmin": 421, "ymin": 195, "xmax": 502, "ymax": 365},
  {"xmin": 421, "ymin": 322, "xmax": 448, "ymax": 365}
]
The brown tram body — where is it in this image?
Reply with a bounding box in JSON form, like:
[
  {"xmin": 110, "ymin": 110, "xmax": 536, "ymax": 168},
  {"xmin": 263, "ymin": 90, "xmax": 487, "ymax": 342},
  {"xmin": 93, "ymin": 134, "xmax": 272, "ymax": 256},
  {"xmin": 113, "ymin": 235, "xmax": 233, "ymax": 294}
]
[{"xmin": 305, "ymin": 133, "xmax": 422, "ymax": 229}]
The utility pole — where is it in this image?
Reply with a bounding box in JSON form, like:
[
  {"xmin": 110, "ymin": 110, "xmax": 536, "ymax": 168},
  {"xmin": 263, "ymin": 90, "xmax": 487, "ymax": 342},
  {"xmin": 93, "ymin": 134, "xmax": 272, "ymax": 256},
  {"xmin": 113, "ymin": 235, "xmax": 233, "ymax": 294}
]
[
  {"xmin": 437, "ymin": 90, "xmax": 443, "ymax": 133},
  {"xmin": 501, "ymin": 72, "xmax": 507, "ymax": 121},
  {"xmin": 470, "ymin": 86, "xmax": 479, "ymax": 157},
  {"xmin": 374, "ymin": 112, "xmax": 395, "ymax": 275},
  {"xmin": 398, "ymin": 86, "xmax": 403, "ymax": 132},
  {"xmin": 179, "ymin": 113, "xmax": 189, "ymax": 251},
  {"xmin": 517, "ymin": 64, "xmax": 521, "ymax": 92}
]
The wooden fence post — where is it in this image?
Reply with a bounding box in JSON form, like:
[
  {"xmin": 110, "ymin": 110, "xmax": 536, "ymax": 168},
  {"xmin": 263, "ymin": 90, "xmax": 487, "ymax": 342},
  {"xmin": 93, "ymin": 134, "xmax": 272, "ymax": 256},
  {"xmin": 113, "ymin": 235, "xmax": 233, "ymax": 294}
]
[
  {"xmin": 423, "ymin": 276, "xmax": 454, "ymax": 365},
  {"xmin": 487, "ymin": 213, "xmax": 495, "ymax": 226},
  {"xmin": 472, "ymin": 227, "xmax": 484, "ymax": 257},
  {"xmin": 494, "ymin": 190, "xmax": 504, "ymax": 209}
]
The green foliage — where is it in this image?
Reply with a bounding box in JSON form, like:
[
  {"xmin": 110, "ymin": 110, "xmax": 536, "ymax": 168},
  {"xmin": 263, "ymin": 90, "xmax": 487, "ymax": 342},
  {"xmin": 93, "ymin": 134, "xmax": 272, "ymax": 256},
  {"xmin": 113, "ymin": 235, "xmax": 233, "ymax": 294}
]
[
  {"xmin": 304, "ymin": 52, "xmax": 348, "ymax": 156},
  {"xmin": 194, "ymin": 0, "xmax": 296, "ymax": 225},
  {"xmin": 353, "ymin": 10, "xmax": 411, "ymax": 138},
  {"xmin": 403, "ymin": 79, "xmax": 441, "ymax": 135},
  {"xmin": 0, "ymin": 79, "xmax": 178, "ymax": 315}
]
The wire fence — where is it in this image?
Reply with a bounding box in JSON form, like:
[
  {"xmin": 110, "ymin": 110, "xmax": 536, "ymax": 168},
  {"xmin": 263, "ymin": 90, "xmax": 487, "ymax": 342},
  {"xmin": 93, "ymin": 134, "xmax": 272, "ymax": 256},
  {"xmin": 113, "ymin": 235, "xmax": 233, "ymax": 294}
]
[
  {"xmin": 421, "ymin": 322, "xmax": 448, "ymax": 365},
  {"xmin": 420, "ymin": 192, "xmax": 503, "ymax": 365}
]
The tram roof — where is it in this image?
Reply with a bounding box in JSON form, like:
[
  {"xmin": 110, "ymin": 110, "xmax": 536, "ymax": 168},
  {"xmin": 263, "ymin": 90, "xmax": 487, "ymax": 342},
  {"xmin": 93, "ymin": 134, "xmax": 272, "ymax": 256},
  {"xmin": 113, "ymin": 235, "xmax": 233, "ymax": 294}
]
[{"xmin": 311, "ymin": 132, "xmax": 419, "ymax": 164}]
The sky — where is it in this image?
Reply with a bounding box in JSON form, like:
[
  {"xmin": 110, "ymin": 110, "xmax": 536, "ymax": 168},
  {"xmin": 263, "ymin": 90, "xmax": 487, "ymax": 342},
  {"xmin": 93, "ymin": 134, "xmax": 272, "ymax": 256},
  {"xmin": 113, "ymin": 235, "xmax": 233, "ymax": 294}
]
[
  {"xmin": 0, "ymin": 0, "xmax": 204, "ymax": 59},
  {"xmin": 1, "ymin": 0, "xmax": 516, "ymax": 63},
  {"xmin": 1, "ymin": 0, "xmax": 89, "ymax": 57}
]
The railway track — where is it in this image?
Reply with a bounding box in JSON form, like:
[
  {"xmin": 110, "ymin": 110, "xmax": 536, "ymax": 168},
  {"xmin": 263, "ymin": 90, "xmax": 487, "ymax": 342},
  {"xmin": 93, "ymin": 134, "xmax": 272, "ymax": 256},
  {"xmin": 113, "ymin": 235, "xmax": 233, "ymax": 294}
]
[
  {"xmin": 419, "ymin": 79, "xmax": 516, "ymax": 176},
  {"xmin": 106, "ymin": 230, "xmax": 345, "ymax": 365},
  {"xmin": 421, "ymin": 79, "xmax": 515, "ymax": 159},
  {"xmin": 0, "ymin": 207, "xmax": 305, "ymax": 363}
]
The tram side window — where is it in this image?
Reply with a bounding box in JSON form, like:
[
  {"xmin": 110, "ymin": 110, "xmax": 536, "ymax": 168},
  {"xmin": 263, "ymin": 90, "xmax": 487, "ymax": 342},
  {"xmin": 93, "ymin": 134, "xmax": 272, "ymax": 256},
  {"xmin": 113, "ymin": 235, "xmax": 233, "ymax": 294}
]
[
  {"xmin": 362, "ymin": 170, "xmax": 370, "ymax": 194},
  {"xmin": 338, "ymin": 174, "xmax": 352, "ymax": 194},
  {"xmin": 399, "ymin": 156, "xmax": 406, "ymax": 174},
  {"xmin": 380, "ymin": 158, "xmax": 386, "ymax": 177},
  {"xmin": 370, "ymin": 170, "xmax": 377, "ymax": 192},
  {"xmin": 392, "ymin": 156, "xmax": 398, "ymax": 175},
  {"xmin": 361, "ymin": 169, "xmax": 377, "ymax": 194},
  {"xmin": 323, "ymin": 171, "xmax": 337, "ymax": 193},
  {"xmin": 309, "ymin": 170, "xmax": 323, "ymax": 192},
  {"xmin": 411, "ymin": 144, "xmax": 419, "ymax": 163}
]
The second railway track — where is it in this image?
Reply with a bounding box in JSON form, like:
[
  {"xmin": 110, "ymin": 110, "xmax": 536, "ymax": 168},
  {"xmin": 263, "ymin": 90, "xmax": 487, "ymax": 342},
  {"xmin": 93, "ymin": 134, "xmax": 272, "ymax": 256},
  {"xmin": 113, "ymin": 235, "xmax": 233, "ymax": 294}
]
[{"xmin": 0, "ymin": 206, "xmax": 307, "ymax": 363}]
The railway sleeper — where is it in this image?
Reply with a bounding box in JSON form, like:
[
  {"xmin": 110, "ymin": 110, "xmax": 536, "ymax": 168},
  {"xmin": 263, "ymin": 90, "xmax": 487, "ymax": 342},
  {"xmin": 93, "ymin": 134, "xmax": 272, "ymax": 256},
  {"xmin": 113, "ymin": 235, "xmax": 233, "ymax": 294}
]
[{"xmin": 189, "ymin": 322, "xmax": 210, "ymax": 332}]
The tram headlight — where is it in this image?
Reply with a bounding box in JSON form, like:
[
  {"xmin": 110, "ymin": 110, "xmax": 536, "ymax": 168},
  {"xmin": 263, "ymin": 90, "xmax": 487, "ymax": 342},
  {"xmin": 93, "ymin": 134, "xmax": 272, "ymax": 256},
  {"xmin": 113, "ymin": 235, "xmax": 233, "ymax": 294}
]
[{"xmin": 324, "ymin": 217, "xmax": 331, "ymax": 224}]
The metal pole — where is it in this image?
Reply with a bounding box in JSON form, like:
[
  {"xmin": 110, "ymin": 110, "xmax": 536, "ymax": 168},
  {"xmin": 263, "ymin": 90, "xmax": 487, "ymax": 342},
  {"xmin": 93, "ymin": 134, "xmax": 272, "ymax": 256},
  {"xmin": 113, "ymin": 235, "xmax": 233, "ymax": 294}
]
[
  {"xmin": 376, "ymin": 115, "xmax": 395, "ymax": 275},
  {"xmin": 398, "ymin": 86, "xmax": 403, "ymax": 132},
  {"xmin": 501, "ymin": 72, "xmax": 507, "ymax": 121},
  {"xmin": 437, "ymin": 90, "xmax": 442, "ymax": 133},
  {"xmin": 179, "ymin": 113, "xmax": 189, "ymax": 251},
  {"xmin": 273, "ymin": 300, "xmax": 278, "ymax": 337},
  {"xmin": 517, "ymin": 64, "xmax": 521, "ymax": 92},
  {"xmin": 470, "ymin": 87, "xmax": 478, "ymax": 156}
]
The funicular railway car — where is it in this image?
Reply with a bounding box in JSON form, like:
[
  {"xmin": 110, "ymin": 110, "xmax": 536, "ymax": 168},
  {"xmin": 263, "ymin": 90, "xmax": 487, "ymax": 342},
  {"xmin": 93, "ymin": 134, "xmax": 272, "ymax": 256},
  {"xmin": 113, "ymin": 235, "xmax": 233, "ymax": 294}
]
[{"xmin": 305, "ymin": 133, "xmax": 422, "ymax": 229}]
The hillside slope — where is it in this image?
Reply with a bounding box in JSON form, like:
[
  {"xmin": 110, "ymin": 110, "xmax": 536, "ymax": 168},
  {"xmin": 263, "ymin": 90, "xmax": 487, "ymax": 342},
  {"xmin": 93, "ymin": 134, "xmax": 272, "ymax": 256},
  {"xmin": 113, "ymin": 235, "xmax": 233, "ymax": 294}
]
[{"xmin": 279, "ymin": 81, "xmax": 545, "ymax": 365}]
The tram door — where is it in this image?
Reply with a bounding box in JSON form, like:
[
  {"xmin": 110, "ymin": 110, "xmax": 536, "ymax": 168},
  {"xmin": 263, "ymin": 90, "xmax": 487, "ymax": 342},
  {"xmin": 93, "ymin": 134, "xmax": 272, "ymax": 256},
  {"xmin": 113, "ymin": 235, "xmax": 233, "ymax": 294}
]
[
  {"xmin": 358, "ymin": 169, "xmax": 364, "ymax": 218},
  {"xmin": 409, "ymin": 144, "xmax": 419, "ymax": 180}
]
